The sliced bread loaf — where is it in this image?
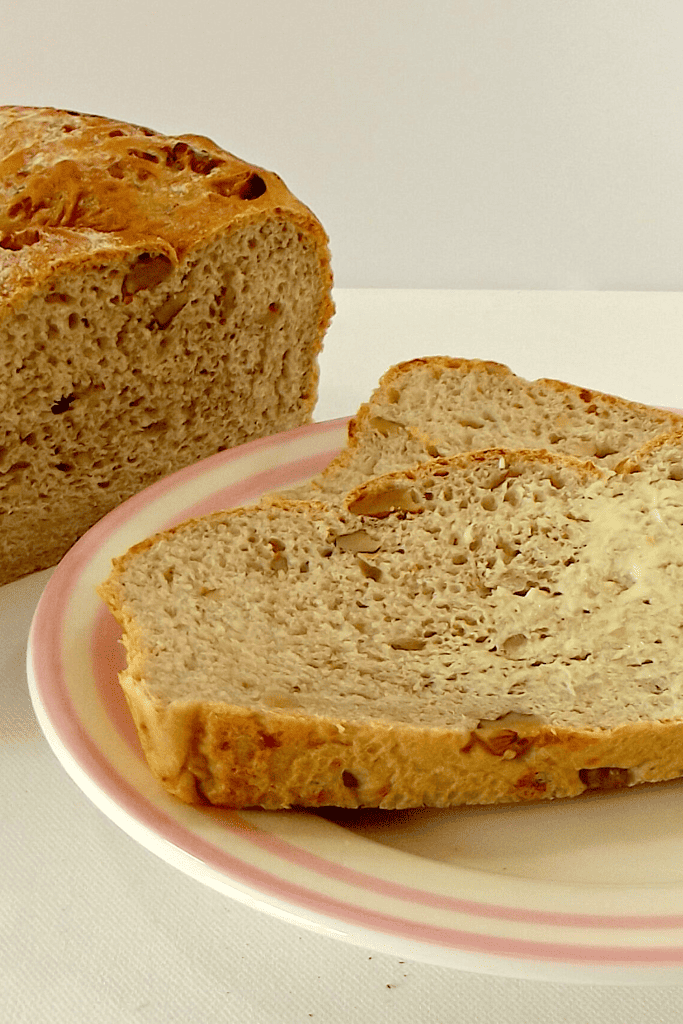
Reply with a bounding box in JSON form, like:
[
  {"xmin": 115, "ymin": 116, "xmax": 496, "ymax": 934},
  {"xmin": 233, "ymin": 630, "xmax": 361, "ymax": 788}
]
[
  {"xmin": 0, "ymin": 106, "xmax": 333, "ymax": 584},
  {"xmin": 303, "ymin": 357, "xmax": 683, "ymax": 499},
  {"xmin": 99, "ymin": 436, "xmax": 683, "ymax": 809}
]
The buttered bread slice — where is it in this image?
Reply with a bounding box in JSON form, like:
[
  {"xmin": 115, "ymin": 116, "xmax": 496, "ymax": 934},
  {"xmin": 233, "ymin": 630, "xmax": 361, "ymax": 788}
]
[{"xmin": 99, "ymin": 436, "xmax": 683, "ymax": 810}]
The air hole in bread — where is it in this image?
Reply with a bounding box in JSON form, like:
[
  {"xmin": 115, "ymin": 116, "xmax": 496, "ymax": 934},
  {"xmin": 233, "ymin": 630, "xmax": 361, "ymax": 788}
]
[
  {"xmin": 107, "ymin": 161, "xmax": 126, "ymax": 180},
  {"xmin": 143, "ymin": 420, "xmax": 167, "ymax": 433},
  {"xmin": 7, "ymin": 196, "xmax": 34, "ymax": 219},
  {"xmin": 127, "ymin": 148, "xmax": 160, "ymax": 164},
  {"xmin": 50, "ymin": 394, "xmax": 76, "ymax": 414},
  {"xmin": 501, "ymin": 634, "xmax": 527, "ymax": 659},
  {"xmin": 210, "ymin": 172, "xmax": 267, "ymax": 201},
  {"xmin": 159, "ymin": 141, "xmax": 224, "ymax": 175},
  {"xmin": 239, "ymin": 173, "xmax": 267, "ymax": 200},
  {"xmin": 122, "ymin": 254, "xmax": 174, "ymax": 298},
  {"xmin": 342, "ymin": 771, "xmax": 359, "ymax": 789}
]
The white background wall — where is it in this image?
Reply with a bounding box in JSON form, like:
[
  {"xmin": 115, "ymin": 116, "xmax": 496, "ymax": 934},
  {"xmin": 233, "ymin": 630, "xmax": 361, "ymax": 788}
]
[{"xmin": 2, "ymin": 0, "xmax": 682, "ymax": 290}]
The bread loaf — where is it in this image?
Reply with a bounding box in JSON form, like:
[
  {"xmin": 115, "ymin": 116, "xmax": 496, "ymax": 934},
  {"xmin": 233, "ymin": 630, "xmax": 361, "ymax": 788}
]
[
  {"xmin": 0, "ymin": 106, "xmax": 333, "ymax": 584},
  {"xmin": 99, "ymin": 431, "xmax": 683, "ymax": 810},
  {"xmin": 302, "ymin": 357, "xmax": 683, "ymax": 499}
]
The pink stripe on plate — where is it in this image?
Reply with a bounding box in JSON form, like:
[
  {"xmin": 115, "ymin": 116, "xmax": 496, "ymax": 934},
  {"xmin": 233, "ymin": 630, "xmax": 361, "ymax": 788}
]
[{"xmin": 179, "ymin": 449, "xmax": 336, "ymax": 523}]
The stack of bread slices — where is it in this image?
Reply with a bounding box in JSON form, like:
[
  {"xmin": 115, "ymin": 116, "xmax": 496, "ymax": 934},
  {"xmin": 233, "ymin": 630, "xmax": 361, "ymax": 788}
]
[{"xmin": 100, "ymin": 356, "xmax": 683, "ymax": 810}]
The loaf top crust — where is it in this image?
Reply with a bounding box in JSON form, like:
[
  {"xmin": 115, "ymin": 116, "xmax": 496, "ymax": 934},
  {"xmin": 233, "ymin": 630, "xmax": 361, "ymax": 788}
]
[{"xmin": 0, "ymin": 105, "xmax": 332, "ymax": 314}]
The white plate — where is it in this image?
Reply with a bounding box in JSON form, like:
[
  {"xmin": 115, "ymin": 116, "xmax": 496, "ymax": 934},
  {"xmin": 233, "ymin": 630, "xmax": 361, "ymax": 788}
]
[{"xmin": 27, "ymin": 419, "xmax": 683, "ymax": 986}]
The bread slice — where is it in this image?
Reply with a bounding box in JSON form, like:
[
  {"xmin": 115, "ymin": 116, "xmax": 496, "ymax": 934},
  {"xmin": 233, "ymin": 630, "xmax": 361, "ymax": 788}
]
[
  {"xmin": 303, "ymin": 357, "xmax": 683, "ymax": 499},
  {"xmin": 0, "ymin": 106, "xmax": 333, "ymax": 584},
  {"xmin": 99, "ymin": 438, "xmax": 683, "ymax": 809}
]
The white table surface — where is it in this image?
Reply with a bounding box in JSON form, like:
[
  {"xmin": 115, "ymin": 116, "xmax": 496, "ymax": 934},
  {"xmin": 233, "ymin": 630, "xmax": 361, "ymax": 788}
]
[{"xmin": 5, "ymin": 288, "xmax": 683, "ymax": 1022}]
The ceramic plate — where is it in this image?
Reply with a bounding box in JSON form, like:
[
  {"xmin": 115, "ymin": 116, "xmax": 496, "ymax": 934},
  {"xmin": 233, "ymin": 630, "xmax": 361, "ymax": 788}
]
[{"xmin": 27, "ymin": 419, "xmax": 683, "ymax": 986}]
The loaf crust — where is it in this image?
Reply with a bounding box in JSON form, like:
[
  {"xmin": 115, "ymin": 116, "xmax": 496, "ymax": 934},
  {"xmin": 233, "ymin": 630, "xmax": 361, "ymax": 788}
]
[
  {"xmin": 0, "ymin": 106, "xmax": 333, "ymax": 584},
  {"xmin": 0, "ymin": 106, "xmax": 331, "ymax": 307}
]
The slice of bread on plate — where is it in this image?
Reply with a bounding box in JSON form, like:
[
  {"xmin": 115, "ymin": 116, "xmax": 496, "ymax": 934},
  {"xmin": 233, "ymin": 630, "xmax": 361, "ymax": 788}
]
[
  {"xmin": 99, "ymin": 434, "xmax": 683, "ymax": 809},
  {"xmin": 0, "ymin": 105, "xmax": 333, "ymax": 584},
  {"xmin": 300, "ymin": 357, "xmax": 683, "ymax": 499}
]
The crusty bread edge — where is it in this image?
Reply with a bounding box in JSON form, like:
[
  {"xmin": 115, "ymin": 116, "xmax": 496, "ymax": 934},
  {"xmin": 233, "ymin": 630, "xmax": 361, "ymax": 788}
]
[
  {"xmin": 114, "ymin": 677, "xmax": 683, "ymax": 809},
  {"xmin": 0, "ymin": 106, "xmax": 335, "ymax": 334}
]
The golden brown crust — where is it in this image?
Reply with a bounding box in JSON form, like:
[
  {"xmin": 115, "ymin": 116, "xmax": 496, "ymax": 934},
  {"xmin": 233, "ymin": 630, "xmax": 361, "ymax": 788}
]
[
  {"xmin": 117, "ymin": 672, "xmax": 683, "ymax": 809},
  {"xmin": 0, "ymin": 105, "xmax": 333, "ymax": 319}
]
